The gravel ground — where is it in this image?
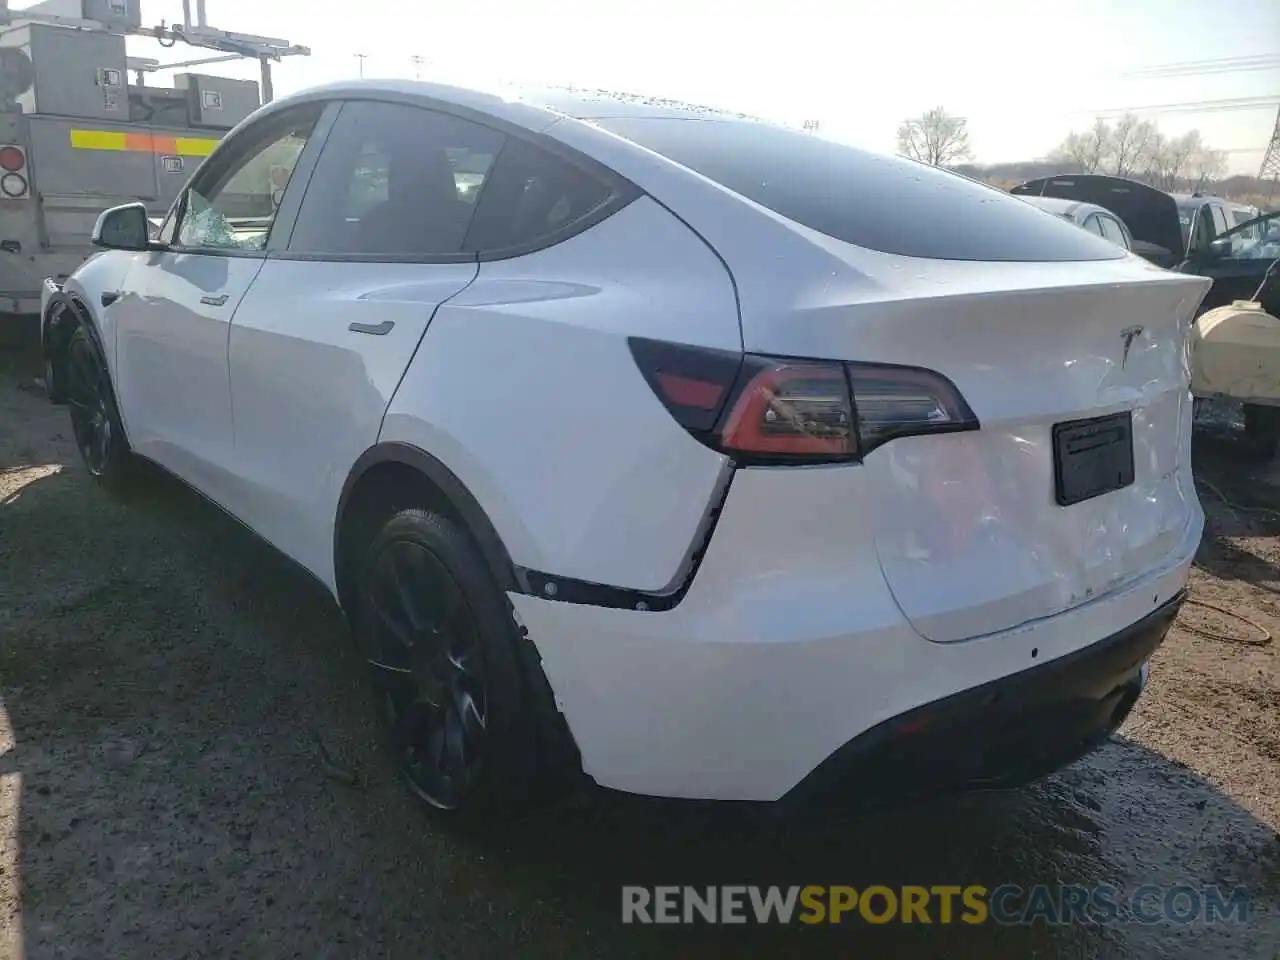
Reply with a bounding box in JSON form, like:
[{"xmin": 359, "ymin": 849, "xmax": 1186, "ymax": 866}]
[{"xmin": 2, "ymin": 357, "xmax": 1279, "ymax": 959}]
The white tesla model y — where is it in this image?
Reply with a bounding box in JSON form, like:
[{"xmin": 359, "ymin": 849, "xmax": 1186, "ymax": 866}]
[{"xmin": 40, "ymin": 82, "xmax": 1210, "ymax": 815}]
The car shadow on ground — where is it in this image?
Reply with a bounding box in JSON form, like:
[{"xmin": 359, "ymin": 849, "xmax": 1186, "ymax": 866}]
[{"xmin": 1, "ymin": 459, "xmax": 1279, "ymax": 959}]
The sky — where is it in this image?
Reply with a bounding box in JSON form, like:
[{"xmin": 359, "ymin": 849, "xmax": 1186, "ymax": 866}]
[{"xmin": 15, "ymin": 0, "xmax": 1280, "ymax": 173}]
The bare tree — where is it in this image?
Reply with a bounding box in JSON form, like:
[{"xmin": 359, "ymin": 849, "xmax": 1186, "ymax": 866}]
[
  {"xmin": 1108, "ymin": 113, "xmax": 1158, "ymax": 178},
  {"xmin": 1142, "ymin": 131, "xmax": 1168, "ymax": 186},
  {"xmin": 1190, "ymin": 145, "xmax": 1228, "ymax": 192},
  {"xmin": 897, "ymin": 107, "xmax": 972, "ymax": 166},
  {"xmin": 1158, "ymin": 131, "xmax": 1203, "ymax": 190},
  {"xmin": 1051, "ymin": 118, "xmax": 1112, "ymax": 173}
]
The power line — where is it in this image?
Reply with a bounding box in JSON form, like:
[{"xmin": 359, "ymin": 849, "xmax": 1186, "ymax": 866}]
[
  {"xmin": 1124, "ymin": 54, "xmax": 1280, "ymax": 79},
  {"xmin": 1085, "ymin": 95, "xmax": 1280, "ymax": 117}
]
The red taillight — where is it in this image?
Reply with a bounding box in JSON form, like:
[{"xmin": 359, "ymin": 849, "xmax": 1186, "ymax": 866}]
[
  {"xmin": 628, "ymin": 336, "xmax": 742, "ymax": 435},
  {"xmin": 719, "ymin": 360, "xmax": 855, "ymax": 459},
  {"xmin": 0, "ymin": 146, "xmax": 24, "ymax": 172},
  {"xmin": 629, "ymin": 338, "xmax": 978, "ymax": 464},
  {"xmin": 846, "ymin": 363, "xmax": 977, "ymax": 454},
  {"xmin": 653, "ymin": 371, "xmax": 725, "ymax": 410}
]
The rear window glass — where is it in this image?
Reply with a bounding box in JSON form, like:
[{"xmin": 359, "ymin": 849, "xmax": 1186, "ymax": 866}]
[{"xmin": 590, "ymin": 117, "xmax": 1123, "ymax": 262}]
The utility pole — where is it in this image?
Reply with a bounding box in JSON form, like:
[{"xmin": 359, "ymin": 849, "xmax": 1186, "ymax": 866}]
[
  {"xmin": 409, "ymin": 55, "xmax": 426, "ymax": 80},
  {"xmin": 259, "ymin": 54, "xmax": 274, "ymax": 102},
  {"xmin": 1259, "ymin": 104, "xmax": 1280, "ymax": 203},
  {"xmin": 802, "ymin": 119, "xmax": 820, "ymax": 134},
  {"xmin": 354, "ymin": 52, "xmax": 368, "ymax": 78}
]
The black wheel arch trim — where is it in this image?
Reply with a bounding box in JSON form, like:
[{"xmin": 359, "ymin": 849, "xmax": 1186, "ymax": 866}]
[
  {"xmin": 517, "ymin": 462, "xmax": 736, "ymax": 613},
  {"xmin": 337, "ymin": 441, "xmax": 527, "ymax": 595},
  {"xmin": 337, "ymin": 440, "xmax": 592, "ymax": 794},
  {"xmin": 44, "ymin": 291, "xmax": 120, "ymax": 414},
  {"xmin": 338, "ymin": 442, "xmax": 736, "ymax": 614},
  {"xmin": 43, "ymin": 290, "xmax": 100, "ymax": 356}
]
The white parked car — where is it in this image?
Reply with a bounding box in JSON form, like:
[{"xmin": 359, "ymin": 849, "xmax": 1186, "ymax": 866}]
[{"xmin": 40, "ymin": 81, "xmax": 1211, "ymax": 815}]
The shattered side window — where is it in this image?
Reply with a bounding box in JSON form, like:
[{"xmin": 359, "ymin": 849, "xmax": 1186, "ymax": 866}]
[
  {"xmin": 177, "ymin": 108, "xmax": 320, "ymax": 252},
  {"xmin": 179, "ymin": 189, "xmax": 242, "ymax": 249}
]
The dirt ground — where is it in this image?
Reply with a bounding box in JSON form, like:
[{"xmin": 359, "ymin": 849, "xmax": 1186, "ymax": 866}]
[{"xmin": 2, "ymin": 337, "xmax": 1279, "ymax": 958}]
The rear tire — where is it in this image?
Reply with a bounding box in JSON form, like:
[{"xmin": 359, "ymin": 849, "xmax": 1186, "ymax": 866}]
[
  {"xmin": 66, "ymin": 325, "xmax": 137, "ymax": 494},
  {"xmin": 355, "ymin": 508, "xmax": 539, "ymax": 815}
]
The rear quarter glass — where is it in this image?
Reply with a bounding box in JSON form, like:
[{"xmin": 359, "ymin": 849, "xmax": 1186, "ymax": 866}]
[{"xmin": 593, "ymin": 116, "xmax": 1125, "ymax": 263}]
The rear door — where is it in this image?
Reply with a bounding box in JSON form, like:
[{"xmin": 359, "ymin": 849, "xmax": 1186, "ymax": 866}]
[
  {"xmin": 224, "ymin": 100, "xmax": 505, "ymax": 581},
  {"xmin": 1179, "ymin": 211, "xmax": 1280, "ymax": 312},
  {"xmin": 113, "ymin": 103, "xmax": 328, "ymax": 497}
]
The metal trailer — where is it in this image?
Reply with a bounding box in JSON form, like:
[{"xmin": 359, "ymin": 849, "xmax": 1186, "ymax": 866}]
[{"xmin": 0, "ymin": 0, "xmax": 307, "ymax": 314}]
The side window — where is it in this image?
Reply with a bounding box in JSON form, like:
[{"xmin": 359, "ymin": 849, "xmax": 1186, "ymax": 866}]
[
  {"xmin": 1193, "ymin": 207, "xmax": 1217, "ymax": 251},
  {"xmin": 288, "ymin": 102, "xmax": 505, "ymax": 257},
  {"xmin": 1098, "ymin": 215, "xmax": 1127, "ymax": 249},
  {"xmin": 1208, "ymin": 204, "xmax": 1228, "ymax": 236},
  {"xmin": 1217, "ymin": 213, "xmax": 1280, "ymax": 261},
  {"xmin": 177, "ymin": 106, "xmax": 321, "ymax": 252},
  {"xmin": 1210, "ymin": 204, "xmax": 1229, "ymax": 238},
  {"xmin": 464, "ymin": 137, "xmax": 615, "ymax": 255},
  {"xmin": 1081, "ymin": 214, "xmax": 1104, "ymax": 236}
]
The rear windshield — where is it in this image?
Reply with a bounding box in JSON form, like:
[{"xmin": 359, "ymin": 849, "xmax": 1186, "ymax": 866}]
[{"xmin": 591, "ymin": 117, "xmax": 1124, "ymax": 262}]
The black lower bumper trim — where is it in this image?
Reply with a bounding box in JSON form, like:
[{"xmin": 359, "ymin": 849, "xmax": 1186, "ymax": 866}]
[{"xmin": 784, "ymin": 592, "xmax": 1185, "ymax": 810}]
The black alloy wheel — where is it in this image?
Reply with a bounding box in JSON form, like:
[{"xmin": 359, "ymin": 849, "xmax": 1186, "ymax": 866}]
[
  {"xmin": 65, "ymin": 325, "xmax": 133, "ymax": 492},
  {"xmin": 360, "ymin": 532, "xmax": 491, "ymax": 810}
]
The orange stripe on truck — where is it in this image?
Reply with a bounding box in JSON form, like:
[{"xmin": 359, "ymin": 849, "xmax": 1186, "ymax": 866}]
[{"xmin": 69, "ymin": 129, "xmax": 219, "ymax": 157}]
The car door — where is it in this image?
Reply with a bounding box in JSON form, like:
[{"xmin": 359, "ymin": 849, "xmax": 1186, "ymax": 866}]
[
  {"xmin": 1179, "ymin": 211, "xmax": 1280, "ymax": 313},
  {"xmin": 113, "ymin": 102, "xmax": 331, "ymax": 499},
  {"xmin": 224, "ymin": 100, "xmax": 505, "ymax": 583}
]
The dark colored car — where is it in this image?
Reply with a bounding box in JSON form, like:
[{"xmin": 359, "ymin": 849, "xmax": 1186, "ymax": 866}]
[
  {"xmin": 1012, "ymin": 175, "xmax": 1277, "ymax": 314},
  {"xmin": 1011, "ymin": 176, "xmax": 1184, "ymax": 267}
]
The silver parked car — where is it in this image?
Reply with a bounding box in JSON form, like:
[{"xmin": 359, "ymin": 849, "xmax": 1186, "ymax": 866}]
[{"xmin": 1018, "ymin": 195, "xmax": 1136, "ymax": 252}]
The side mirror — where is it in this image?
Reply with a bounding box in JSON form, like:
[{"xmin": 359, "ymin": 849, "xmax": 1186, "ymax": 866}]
[
  {"xmin": 1208, "ymin": 238, "xmax": 1232, "ymax": 258},
  {"xmin": 91, "ymin": 202, "xmax": 151, "ymax": 251}
]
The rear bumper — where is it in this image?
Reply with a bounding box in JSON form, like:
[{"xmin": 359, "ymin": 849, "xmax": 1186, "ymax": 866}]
[
  {"xmin": 783, "ymin": 592, "xmax": 1181, "ymax": 810},
  {"xmin": 513, "ymin": 464, "xmax": 1199, "ymax": 803}
]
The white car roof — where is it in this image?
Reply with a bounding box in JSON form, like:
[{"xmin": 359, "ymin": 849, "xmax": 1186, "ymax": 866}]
[{"xmin": 258, "ymin": 80, "xmax": 782, "ymax": 135}]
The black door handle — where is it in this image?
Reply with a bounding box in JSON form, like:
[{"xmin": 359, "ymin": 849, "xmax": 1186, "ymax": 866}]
[
  {"xmin": 101, "ymin": 291, "xmax": 120, "ymax": 307},
  {"xmin": 349, "ymin": 320, "xmax": 395, "ymax": 336}
]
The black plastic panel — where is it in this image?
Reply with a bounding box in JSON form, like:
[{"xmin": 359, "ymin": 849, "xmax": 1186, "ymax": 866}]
[{"xmin": 1053, "ymin": 411, "xmax": 1135, "ymax": 507}]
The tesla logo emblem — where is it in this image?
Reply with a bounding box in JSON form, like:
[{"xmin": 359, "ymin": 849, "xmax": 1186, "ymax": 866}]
[{"xmin": 1120, "ymin": 326, "xmax": 1144, "ymax": 367}]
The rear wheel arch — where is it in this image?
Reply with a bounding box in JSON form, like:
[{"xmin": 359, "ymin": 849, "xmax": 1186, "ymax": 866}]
[
  {"xmin": 334, "ymin": 442, "xmax": 525, "ymax": 619},
  {"xmin": 334, "ymin": 443, "xmax": 585, "ymax": 797}
]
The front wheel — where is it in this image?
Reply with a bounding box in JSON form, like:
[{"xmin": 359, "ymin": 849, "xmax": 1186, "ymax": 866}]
[
  {"xmin": 355, "ymin": 508, "xmax": 539, "ymax": 815},
  {"xmin": 66, "ymin": 325, "xmax": 137, "ymax": 493}
]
